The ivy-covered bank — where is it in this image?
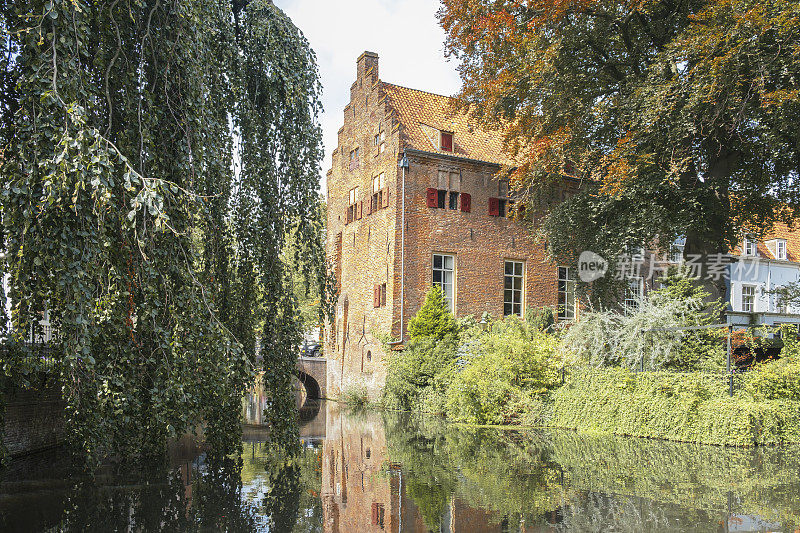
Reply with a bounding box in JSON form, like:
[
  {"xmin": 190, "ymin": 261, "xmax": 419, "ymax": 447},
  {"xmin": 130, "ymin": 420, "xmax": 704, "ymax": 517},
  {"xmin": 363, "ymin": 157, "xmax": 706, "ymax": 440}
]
[
  {"xmin": 357, "ymin": 274, "xmax": 800, "ymax": 447},
  {"xmin": 552, "ymin": 370, "xmax": 800, "ymax": 446}
]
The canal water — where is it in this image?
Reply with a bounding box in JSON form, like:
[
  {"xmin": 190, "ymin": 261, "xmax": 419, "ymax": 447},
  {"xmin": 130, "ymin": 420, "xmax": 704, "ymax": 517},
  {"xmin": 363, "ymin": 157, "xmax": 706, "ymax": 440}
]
[{"xmin": 2, "ymin": 398, "xmax": 800, "ymax": 532}]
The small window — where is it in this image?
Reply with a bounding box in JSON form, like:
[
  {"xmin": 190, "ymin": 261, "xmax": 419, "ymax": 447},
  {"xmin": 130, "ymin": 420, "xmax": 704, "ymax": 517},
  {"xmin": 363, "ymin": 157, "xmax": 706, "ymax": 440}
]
[
  {"xmin": 498, "ymin": 180, "xmax": 509, "ymax": 198},
  {"xmin": 349, "ymin": 147, "xmax": 360, "ymax": 170},
  {"xmin": 374, "ymin": 131, "xmax": 386, "ymax": 154},
  {"xmin": 347, "ymin": 186, "xmax": 360, "ymax": 223},
  {"xmin": 440, "ymin": 131, "xmax": 453, "ymax": 152},
  {"xmin": 366, "ymin": 351, "xmax": 372, "ymax": 362},
  {"xmin": 776, "ymin": 292, "xmax": 788, "ymax": 314},
  {"xmin": 371, "ymin": 503, "xmax": 385, "ymax": 528},
  {"xmin": 448, "ymin": 191, "xmax": 459, "ymax": 210},
  {"xmin": 743, "ymin": 234, "xmax": 757, "ymax": 256},
  {"xmin": 504, "ymin": 261, "xmax": 524, "ymax": 316},
  {"xmin": 776, "ymin": 239, "xmax": 787, "ymax": 260},
  {"xmin": 557, "ymin": 267, "xmax": 576, "ymax": 320},
  {"xmin": 437, "ymin": 189, "xmax": 446, "ymax": 209},
  {"xmin": 671, "ymin": 236, "xmax": 686, "ymax": 263},
  {"xmin": 625, "ymin": 276, "xmax": 644, "ymax": 313},
  {"xmin": 432, "ymin": 254, "xmax": 455, "ymax": 311},
  {"xmin": 372, "ymin": 173, "xmax": 385, "ymax": 211},
  {"xmin": 742, "ymin": 285, "xmax": 755, "ymax": 313}
]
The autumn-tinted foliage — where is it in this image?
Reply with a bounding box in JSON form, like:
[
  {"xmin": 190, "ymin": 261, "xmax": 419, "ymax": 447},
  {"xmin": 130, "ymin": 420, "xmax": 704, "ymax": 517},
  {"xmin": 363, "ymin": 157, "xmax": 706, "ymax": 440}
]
[{"xmin": 440, "ymin": 0, "xmax": 800, "ymax": 298}]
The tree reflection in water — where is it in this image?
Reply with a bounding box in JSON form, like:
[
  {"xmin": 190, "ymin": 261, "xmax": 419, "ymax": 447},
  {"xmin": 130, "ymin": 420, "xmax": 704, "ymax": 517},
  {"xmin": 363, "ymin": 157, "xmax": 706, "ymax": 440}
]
[{"xmin": 2, "ymin": 401, "xmax": 800, "ymax": 532}]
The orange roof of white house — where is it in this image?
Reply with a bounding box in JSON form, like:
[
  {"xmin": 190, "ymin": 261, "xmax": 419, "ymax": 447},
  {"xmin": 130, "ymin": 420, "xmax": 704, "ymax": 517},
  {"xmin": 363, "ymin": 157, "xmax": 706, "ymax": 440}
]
[{"xmin": 732, "ymin": 220, "xmax": 800, "ymax": 262}]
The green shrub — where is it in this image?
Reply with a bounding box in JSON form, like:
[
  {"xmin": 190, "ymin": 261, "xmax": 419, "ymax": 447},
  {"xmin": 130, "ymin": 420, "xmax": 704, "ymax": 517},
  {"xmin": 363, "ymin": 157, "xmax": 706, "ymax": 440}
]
[
  {"xmin": 340, "ymin": 383, "xmax": 368, "ymax": 408},
  {"xmin": 407, "ymin": 286, "xmax": 457, "ymax": 341},
  {"xmin": 383, "ymin": 334, "xmax": 458, "ymax": 412},
  {"xmin": 445, "ymin": 317, "xmax": 561, "ymax": 425},
  {"xmin": 526, "ymin": 306, "xmax": 555, "ymax": 333},
  {"xmin": 744, "ymin": 359, "xmax": 800, "ymax": 401}
]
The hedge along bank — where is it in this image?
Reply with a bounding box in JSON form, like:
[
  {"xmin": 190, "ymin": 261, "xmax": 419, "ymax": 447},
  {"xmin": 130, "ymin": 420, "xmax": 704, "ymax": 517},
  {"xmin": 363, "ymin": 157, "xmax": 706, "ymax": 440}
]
[{"xmin": 550, "ymin": 368, "xmax": 800, "ymax": 446}]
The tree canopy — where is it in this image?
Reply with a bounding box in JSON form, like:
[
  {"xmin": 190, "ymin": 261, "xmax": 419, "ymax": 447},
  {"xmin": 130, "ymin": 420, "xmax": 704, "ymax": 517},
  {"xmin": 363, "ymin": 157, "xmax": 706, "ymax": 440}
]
[
  {"xmin": 1, "ymin": 0, "xmax": 331, "ymax": 462},
  {"xmin": 440, "ymin": 0, "xmax": 800, "ymax": 299}
]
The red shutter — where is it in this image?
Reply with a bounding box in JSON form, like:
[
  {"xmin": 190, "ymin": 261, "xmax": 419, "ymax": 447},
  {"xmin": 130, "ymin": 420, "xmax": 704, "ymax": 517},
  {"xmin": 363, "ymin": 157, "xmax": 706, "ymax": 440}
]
[
  {"xmin": 371, "ymin": 503, "xmax": 379, "ymax": 525},
  {"xmin": 381, "ymin": 188, "xmax": 389, "ymax": 208},
  {"xmin": 426, "ymin": 188, "xmax": 438, "ymax": 208},
  {"xmin": 345, "ymin": 207, "xmax": 351, "ymax": 224},
  {"xmin": 364, "ymin": 196, "xmax": 372, "ymax": 216},
  {"xmin": 357, "ymin": 201, "xmax": 363, "ymax": 220},
  {"xmin": 460, "ymin": 193, "xmax": 471, "ymax": 213},
  {"xmin": 488, "ymin": 197, "xmax": 499, "ymax": 216},
  {"xmin": 441, "ymin": 132, "xmax": 453, "ymax": 152}
]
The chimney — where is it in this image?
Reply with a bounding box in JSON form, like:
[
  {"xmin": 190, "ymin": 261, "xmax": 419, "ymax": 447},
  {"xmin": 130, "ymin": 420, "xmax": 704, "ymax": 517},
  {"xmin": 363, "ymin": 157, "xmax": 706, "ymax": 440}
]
[{"xmin": 357, "ymin": 51, "xmax": 379, "ymax": 84}]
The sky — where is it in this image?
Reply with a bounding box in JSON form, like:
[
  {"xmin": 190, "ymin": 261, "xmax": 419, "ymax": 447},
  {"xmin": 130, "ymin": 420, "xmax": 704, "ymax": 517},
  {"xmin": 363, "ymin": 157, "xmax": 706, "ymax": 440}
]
[{"xmin": 273, "ymin": 0, "xmax": 462, "ymax": 193}]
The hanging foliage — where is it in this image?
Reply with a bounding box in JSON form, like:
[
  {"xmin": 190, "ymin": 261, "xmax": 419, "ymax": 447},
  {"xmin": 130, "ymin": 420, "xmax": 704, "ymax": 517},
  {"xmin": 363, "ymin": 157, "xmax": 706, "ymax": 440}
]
[{"xmin": 0, "ymin": 0, "xmax": 331, "ymax": 463}]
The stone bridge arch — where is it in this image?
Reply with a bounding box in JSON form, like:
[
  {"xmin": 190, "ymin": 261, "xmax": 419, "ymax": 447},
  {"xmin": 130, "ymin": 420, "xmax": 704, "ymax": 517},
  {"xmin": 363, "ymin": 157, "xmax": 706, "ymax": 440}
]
[{"xmin": 296, "ymin": 357, "xmax": 327, "ymax": 403}]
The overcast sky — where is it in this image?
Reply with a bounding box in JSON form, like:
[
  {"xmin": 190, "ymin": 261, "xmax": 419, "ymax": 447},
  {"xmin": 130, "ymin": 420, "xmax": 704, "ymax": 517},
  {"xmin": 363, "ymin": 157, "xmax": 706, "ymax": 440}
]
[{"xmin": 273, "ymin": 0, "xmax": 462, "ymax": 193}]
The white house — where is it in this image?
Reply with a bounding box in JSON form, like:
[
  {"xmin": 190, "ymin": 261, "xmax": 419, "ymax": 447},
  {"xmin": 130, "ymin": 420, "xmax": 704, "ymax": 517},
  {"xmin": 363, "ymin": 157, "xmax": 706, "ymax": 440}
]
[{"xmin": 727, "ymin": 229, "xmax": 800, "ymax": 328}]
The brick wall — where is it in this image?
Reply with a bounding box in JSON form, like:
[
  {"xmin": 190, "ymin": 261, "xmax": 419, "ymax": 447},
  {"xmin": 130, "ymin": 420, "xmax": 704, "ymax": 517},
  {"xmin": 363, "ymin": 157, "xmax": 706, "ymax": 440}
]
[
  {"xmin": 325, "ymin": 52, "xmax": 402, "ymax": 400},
  {"xmin": 2, "ymin": 378, "xmax": 65, "ymax": 456},
  {"xmin": 325, "ymin": 53, "xmax": 563, "ymax": 400}
]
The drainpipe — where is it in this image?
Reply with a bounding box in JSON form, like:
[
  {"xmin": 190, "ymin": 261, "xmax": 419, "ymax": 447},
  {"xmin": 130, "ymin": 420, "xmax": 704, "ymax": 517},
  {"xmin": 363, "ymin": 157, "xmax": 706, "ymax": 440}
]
[{"xmin": 390, "ymin": 154, "xmax": 409, "ymax": 345}]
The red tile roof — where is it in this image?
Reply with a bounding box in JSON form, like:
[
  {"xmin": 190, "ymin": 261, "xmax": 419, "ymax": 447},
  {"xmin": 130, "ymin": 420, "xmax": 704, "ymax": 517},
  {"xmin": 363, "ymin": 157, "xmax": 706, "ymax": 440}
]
[{"xmin": 381, "ymin": 83, "xmax": 513, "ymax": 166}]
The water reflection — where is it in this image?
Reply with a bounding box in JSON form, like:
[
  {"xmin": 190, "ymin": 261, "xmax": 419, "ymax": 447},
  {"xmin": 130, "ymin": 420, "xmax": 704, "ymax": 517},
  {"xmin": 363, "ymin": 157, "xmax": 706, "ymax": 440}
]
[{"xmin": 2, "ymin": 400, "xmax": 800, "ymax": 532}]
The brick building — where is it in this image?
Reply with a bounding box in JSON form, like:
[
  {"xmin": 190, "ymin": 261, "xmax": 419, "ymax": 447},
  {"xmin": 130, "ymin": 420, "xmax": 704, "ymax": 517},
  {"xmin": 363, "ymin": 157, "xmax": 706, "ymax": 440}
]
[{"xmin": 325, "ymin": 52, "xmax": 574, "ymax": 399}]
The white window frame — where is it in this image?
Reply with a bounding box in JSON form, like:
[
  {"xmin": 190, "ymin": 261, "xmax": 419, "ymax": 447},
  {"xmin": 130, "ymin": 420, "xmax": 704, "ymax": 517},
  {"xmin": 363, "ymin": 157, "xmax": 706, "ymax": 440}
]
[
  {"xmin": 432, "ymin": 254, "xmax": 455, "ymax": 311},
  {"xmin": 776, "ymin": 239, "xmax": 787, "ymax": 260},
  {"xmin": 743, "ymin": 235, "xmax": 757, "ymax": 257},
  {"xmin": 557, "ymin": 266, "xmax": 576, "ymax": 320},
  {"xmin": 741, "ymin": 284, "xmax": 756, "ymax": 313},
  {"xmin": 671, "ymin": 236, "xmax": 686, "ymax": 263},
  {"xmin": 503, "ymin": 260, "xmax": 525, "ymax": 317},
  {"xmin": 625, "ymin": 276, "xmax": 644, "ymax": 312}
]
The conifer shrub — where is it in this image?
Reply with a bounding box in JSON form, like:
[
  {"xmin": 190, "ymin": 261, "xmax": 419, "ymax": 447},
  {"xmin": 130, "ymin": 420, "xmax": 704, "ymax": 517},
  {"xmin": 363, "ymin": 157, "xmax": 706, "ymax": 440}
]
[
  {"xmin": 383, "ymin": 287, "xmax": 459, "ymax": 412},
  {"xmin": 407, "ymin": 286, "xmax": 458, "ymax": 341}
]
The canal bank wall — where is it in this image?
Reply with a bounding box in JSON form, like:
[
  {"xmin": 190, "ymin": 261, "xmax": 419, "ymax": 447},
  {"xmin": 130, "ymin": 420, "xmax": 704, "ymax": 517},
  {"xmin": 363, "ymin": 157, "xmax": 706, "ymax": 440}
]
[{"xmin": 1, "ymin": 377, "xmax": 65, "ymax": 457}]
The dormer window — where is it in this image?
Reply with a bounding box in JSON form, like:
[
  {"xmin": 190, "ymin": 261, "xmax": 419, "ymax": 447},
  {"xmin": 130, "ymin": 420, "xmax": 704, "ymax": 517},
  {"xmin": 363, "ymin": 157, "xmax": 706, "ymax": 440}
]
[
  {"xmin": 743, "ymin": 234, "xmax": 757, "ymax": 256},
  {"xmin": 440, "ymin": 131, "xmax": 453, "ymax": 152}
]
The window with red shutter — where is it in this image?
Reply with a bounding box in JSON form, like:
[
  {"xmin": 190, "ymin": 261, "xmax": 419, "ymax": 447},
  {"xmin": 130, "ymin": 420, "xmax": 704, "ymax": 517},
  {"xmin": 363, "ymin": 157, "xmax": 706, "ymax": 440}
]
[
  {"xmin": 426, "ymin": 188, "xmax": 438, "ymax": 208},
  {"xmin": 440, "ymin": 131, "xmax": 453, "ymax": 152},
  {"xmin": 381, "ymin": 188, "xmax": 389, "ymax": 208},
  {"xmin": 460, "ymin": 193, "xmax": 471, "ymax": 212},
  {"xmin": 489, "ymin": 197, "xmax": 500, "ymax": 216}
]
